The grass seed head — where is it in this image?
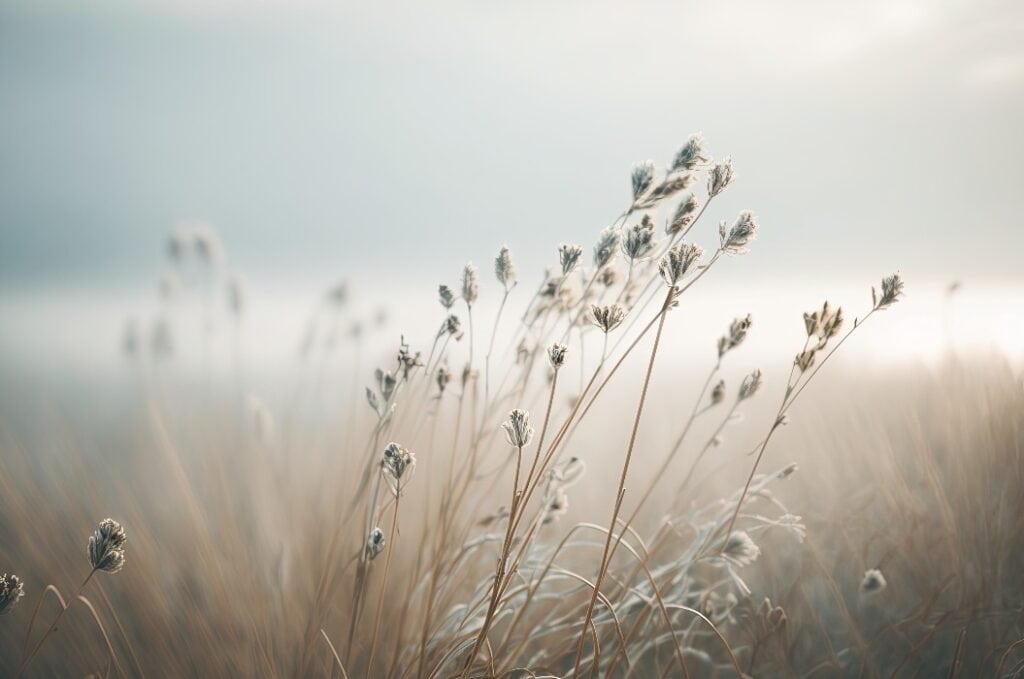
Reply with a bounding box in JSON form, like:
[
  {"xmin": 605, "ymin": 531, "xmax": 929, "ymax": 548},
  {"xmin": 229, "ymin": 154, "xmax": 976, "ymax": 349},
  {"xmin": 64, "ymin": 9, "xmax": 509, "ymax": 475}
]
[
  {"xmin": 502, "ymin": 409, "xmax": 534, "ymax": 448},
  {"xmin": 548, "ymin": 342, "xmax": 568, "ymax": 370},
  {"xmin": 592, "ymin": 227, "xmax": 620, "ymax": 269},
  {"xmin": 861, "ymin": 568, "xmax": 887, "ymax": 594},
  {"xmin": 671, "ymin": 133, "xmax": 709, "ymax": 172},
  {"xmin": 0, "ymin": 573, "xmax": 24, "ymax": 614},
  {"xmin": 631, "ymin": 160, "xmax": 656, "ymax": 201},
  {"xmin": 723, "ymin": 530, "xmax": 761, "ymax": 566},
  {"xmin": 591, "ymin": 304, "xmax": 626, "ymax": 334},
  {"xmin": 738, "ymin": 369, "xmax": 764, "ymax": 401},
  {"xmin": 438, "ymin": 284, "xmax": 456, "ymax": 310},
  {"xmin": 659, "ymin": 242, "xmax": 704, "ymax": 287},
  {"xmin": 708, "ymin": 158, "xmax": 735, "ymax": 197},
  {"xmin": 495, "ymin": 245, "xmax": 516, "ymax": 290},
  {"xmin": 461, "ymin": 262, "xmax": 479, "ymax": 307},
  {"xmin": 558, "ymin": 244, "xmax": 584, "ymax": 276},
  {"xmin": 667, "ymin": 194, "xmax": 700, "ymax": 235},
  {"xmin": 366, "ymin": 528, "xmax": 386, "ymax": 560},
  {"xmin": 89, "ymin": 518, "xmax": 127, "ymax": 573},
  {"xmin": 719, "ymin": 210, "xmax": 758, "ymax": 254}
]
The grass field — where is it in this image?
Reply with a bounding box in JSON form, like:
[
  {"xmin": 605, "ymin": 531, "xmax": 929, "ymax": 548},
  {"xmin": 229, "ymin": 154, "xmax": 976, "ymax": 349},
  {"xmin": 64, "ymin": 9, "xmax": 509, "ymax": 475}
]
[{"xmin": 1, "ymin": 140, "xmax": 1022, "ymax": 678}]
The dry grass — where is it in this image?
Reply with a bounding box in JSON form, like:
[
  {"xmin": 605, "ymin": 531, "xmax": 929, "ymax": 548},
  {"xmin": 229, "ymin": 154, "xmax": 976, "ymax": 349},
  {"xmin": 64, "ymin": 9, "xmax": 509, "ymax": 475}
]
[{"xmin": 1, "ymin": 137, "xmax": 1022, "ymax": 678}]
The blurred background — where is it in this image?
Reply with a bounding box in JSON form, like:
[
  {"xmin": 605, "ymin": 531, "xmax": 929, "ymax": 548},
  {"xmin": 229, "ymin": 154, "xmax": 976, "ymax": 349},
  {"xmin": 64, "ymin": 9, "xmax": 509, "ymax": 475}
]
[{"xmin": 1, "ymin": 0, "xmax": 1022, "ymax": 385}]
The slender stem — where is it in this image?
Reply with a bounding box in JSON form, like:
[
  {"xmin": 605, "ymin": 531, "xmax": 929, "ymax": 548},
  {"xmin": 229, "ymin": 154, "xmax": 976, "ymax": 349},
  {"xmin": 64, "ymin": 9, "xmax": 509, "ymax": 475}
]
[
  {"xmin": 720, "ymin": 309, "xmax": 878, "ymax": 546},
  {"xmin": 18, "ymin": 569, "xmax": 97, "ymax": 676},
  {"xmin": 572, "ymin": 287, "xmax": 674, "ymax": 677},
  {"xmin": 366, "ymin": 491, "xmax": 402, "ymax": 677}
]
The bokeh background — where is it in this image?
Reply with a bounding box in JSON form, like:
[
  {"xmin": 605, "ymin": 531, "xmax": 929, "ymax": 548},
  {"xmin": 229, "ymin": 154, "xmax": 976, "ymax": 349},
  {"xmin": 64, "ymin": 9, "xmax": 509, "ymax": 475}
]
[{"xmin": 1, "ymin": 0, "xmax": 1022, "ymax": 381}]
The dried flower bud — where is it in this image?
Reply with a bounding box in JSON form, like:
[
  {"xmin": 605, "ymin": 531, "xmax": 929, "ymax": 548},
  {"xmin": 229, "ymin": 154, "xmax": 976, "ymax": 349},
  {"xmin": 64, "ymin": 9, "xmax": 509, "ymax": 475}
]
[
  {"xmin": 436, "ymin": 364, "xmax": 452, "ymax": 395},
  {"xmin": 718, "ymin": 314, "xmax": 752, "ymax": 358},
  {"xmin": 599, "ymin": 266, "xmax": 620, "ymax": 288},
  {"xmin": 659, "ymin": 242, "xmax": 704, "ymax": 287},
  {"xmin": 622, "ymin": 216, "xmax": 658, "ymax": 261},
  {"xmin": 439, "ymin": 284, "xmax": 456, "ymax": 309},
  {"xmin": 719, "ymin": 211, "xmax": 758, "ymax": 254},
  {"xmin": 397, "ymin": 337, "xmax": 423, "ymax": 379},
  {"xmin": 382, "ymin": 442, "xmax": 416, "ymax": 485},
  {"xmin": 375, "ymin": 368, "xmax": 397, "ymax": 402},
  {"xmin": 637, "ymin": 173, "xmax": 694, "ymax": 208},
  {"xmin": 723, "ymin": 531, "xmax": 760, "ymax": 566},
  {"xmin": 461, "ymin": 262, "xmax": 479, "ymax": 307},
  {"xmin": 0, "ymin": 573, "xmax": 24, "ymax": 615},
  {"xmin": 438, "ymin": 314, "xmax": 464, "ymax": 341},
  {"xmin": 631, "ymin": 160, "xmax": 656, "ymax": 200},
  {"xmin": 558, "ymin": 244, "xmax": 584, "ymax": 276},
  {"xmin": 860, "ymin": 568, "xmax": 887, "ymax": 594},
  {"xmin": 671, "ymin": 134, "xmax": 709, "ymax": 172},
  {"xmin": 502, "ymin": 408, "xmax": 534, "ymax": 448},
  {"xmin": 366, "ymin": 528, "xmax": 386, "ymax": 560},
  {"xmin": 795, "ymin": 349, "xmax": 816, "ymax": 372},
  {"xmin": 873, "ymin": 274, "xmax": 905, "ymax": 310},
  {"xmin": 592, "ymin": 227, "xmax": 620, "ymax": 269},
  {"xmin": 495, "ymin": 245, "xmax": 516, "ymax": 290},
  {"xmin": 548, "ymin": 342, "xmax": 568, "ymax": 370},
  {"xmin": 707, "ymin": 158, "xmax": 735, "ymax": 197},
  {"xmin": 88, "ymin": 518, "xmax": 127, "ymax": 573},
  {"xmin": 711, "ymin": 379, "xmax": 726, "ymax": 405},
  {"xmin": 591, "ymin": 304, "xmax": 626, "ymax": 334},
  {"xmin": 738, "ymin": 369, "xmax": 763, "ymax": 401},
  {"xmin": 667, "ymin": 194, "xmax": 699, "ymax": 236},
  {"xmin": 542, "ymin": 488, "xmax": 570, "ymax": 524}
]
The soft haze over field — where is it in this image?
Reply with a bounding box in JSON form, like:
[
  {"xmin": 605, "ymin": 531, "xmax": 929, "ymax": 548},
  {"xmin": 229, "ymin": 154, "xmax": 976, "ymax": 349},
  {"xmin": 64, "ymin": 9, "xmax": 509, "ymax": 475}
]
[{"xmin": 1, "ymin": 0, "xmax": 1023, "ymax": 369}]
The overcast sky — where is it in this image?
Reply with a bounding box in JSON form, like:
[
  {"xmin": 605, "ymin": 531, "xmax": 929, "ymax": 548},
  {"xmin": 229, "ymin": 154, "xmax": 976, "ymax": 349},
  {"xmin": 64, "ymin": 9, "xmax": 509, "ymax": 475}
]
[{"xmin": 2, "ymin": 0, "xmax": 1022, "ymax": 290}]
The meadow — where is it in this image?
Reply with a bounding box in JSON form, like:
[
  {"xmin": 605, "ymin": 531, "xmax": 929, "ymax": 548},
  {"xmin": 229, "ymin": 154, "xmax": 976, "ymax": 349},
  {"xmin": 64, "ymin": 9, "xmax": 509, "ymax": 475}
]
[{"xmin": 1, "ymin": 136, "xmax": 1022, "ymax": 678}]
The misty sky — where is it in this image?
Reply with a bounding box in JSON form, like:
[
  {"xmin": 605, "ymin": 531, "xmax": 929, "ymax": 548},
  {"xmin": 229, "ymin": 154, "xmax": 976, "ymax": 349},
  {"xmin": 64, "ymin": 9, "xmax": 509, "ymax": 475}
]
[{"xmin": 1, "ymin": 0, "xmax": 1022, "ymax": 293}]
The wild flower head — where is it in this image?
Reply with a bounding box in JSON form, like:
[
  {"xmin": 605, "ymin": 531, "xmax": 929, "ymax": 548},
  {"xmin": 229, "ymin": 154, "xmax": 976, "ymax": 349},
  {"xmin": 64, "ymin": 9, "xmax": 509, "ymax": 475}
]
[
  {"xmin": 502, "ymin": 409, "xmax": 534, "ymax": 448},
  {"xmin": 0, "ymin": 573, "xmax": 24, "ymax": 614},
  {"xmin": 719, "ymin": 210, "xmax": 758, "ymax": 254},
  {"xmin": 495, "ymin": 245, "xmax": 516, "ymax": 290},
  {"xmin": 659, "ymin": 242, "xmax": 704, "ymax": 287},
  {"xmin": 592, "ymin": 227, "xmax": 620, "ymax": 269},
  {"xmin": 558, "ymin": 244, "xmax": 584, "ymax": 276},
  {"xmin": 461, "ymin": 262, "xmax": 479, "ymax": 307},
  {"xmin": 88, "ymin": 518, "xmax": 127, "ymax": 573},
  {"xmin": 438, "ymin": 284, "xmax": 456, "ymax": 309},
  {"xmin": 366, "ymin": 528, "xmax": 386, "ymax": 560},
  {"xmin": 861, "ymin": 568, "xmax": 887, "ymax": 594},
  {"xmin": 671, "ymin": 133, "xmax": 709, "ymax": 172},
  {"xmin": 738, "ymin": 369, "xmax": 763, "ymax": 401},
  {"xmin": 873, "ymin": 273, "xmax": 905, "ymax": 310},
  {"xmin": 548, "ymin": 342, "xmax": 568, "ymax": 370},
  {"xmin": 723, "ymin": 531, "xmax": 761, "ymax": 566},
  {"xmin": 382, "ymin": 442, "xmax": 415, "ymax": 486},
  {"xmin": 591, "ymin": 304, "xmax": 626, "ymax": 334},
  {"xmin": 667, "ymin": 194, "xmax": 699, "ymax": 236},
  {"xmin": 707, "ymin": 158, "xmax": 735, "ymax": 197},
  {"xmin": 718, "ymin": 314, "xmax": 752, "ymax": 358},
  {"xmin": 621, "ymin": 215, "xmax": 658, "ymax": 261}
]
